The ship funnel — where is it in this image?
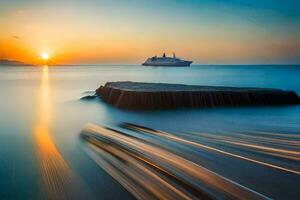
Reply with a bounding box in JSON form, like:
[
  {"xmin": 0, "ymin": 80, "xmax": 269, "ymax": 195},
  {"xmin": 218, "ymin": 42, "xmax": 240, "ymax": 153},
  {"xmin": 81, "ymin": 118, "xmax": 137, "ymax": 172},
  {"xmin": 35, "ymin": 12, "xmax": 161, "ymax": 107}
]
[{"xmin": 173, "ymin": 52, "xmax": 176, "ymax": 58}]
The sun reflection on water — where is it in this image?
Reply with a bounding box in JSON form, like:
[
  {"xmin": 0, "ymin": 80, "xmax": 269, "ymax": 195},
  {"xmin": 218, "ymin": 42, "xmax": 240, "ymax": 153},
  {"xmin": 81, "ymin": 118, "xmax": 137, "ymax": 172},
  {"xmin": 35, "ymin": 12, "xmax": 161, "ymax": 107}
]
[{"xmin": 34, "ymin": 65, "xmax": 72, "ymax": 199}]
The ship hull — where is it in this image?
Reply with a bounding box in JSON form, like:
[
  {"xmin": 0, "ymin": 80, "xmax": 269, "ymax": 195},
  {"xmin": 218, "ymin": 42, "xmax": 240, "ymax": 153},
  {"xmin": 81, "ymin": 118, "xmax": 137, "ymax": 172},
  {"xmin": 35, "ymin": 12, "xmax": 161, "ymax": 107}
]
[{"xmin": 142, "ymin": 61, "xmax": 192, "ymax": 67}]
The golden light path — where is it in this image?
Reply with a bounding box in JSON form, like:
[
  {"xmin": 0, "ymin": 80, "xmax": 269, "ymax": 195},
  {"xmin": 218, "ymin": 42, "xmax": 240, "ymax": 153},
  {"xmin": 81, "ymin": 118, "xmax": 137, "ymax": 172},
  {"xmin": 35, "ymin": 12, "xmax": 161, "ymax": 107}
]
[{"xmin": 34, "ymin": 65, "xmax": 72, "ymax": 199}]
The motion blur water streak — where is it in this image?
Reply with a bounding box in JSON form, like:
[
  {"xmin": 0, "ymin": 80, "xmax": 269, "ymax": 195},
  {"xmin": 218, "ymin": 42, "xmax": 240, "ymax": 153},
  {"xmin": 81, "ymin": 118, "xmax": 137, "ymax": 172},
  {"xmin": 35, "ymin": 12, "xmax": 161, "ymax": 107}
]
[
  {"xmin": 80, "ymin": 123, "xmax": 270, "ymax": 200},
  {"xmin": 125, "ymin": 124, "xmax": 300, "ymax": 175}
]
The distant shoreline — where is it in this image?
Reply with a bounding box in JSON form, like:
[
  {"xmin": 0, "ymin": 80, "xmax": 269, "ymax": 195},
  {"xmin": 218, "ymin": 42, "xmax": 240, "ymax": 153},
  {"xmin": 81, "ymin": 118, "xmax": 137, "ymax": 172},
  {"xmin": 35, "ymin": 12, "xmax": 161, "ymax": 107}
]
[{"xmin": 0, "ymin": 59, "xmax": 33, "ymax": 66}]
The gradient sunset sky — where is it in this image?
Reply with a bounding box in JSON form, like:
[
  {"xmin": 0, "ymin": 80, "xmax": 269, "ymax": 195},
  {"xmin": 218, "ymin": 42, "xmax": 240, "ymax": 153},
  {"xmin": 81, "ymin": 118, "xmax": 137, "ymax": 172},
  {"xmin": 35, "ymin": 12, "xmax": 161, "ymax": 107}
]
[{"xmin": 0, "ymin": 0, "xmax": 299, "ymax": 65}]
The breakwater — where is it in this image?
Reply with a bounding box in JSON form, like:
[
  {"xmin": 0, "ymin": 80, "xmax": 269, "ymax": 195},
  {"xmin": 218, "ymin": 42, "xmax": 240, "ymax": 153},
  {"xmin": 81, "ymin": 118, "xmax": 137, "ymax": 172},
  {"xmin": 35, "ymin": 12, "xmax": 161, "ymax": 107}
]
[{"xmin": 96, "ymin": 81, "xmax": 300, "ymax": 109}]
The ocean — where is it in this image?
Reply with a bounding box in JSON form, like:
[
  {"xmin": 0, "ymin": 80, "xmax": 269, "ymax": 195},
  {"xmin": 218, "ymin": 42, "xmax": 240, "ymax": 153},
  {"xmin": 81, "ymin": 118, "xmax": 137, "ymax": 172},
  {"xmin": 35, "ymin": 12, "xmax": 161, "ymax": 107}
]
[{"xmin": 0, "ymin": 65, "xmax": 299, "ymax": 199}]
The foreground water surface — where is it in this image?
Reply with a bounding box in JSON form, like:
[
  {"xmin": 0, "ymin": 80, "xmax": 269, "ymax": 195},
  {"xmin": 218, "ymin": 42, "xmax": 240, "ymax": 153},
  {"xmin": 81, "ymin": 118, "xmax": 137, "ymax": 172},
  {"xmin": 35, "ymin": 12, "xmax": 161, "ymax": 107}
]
[{"xmin": 0, "ymin": 65, "xmax": 299, "ymax": 199}]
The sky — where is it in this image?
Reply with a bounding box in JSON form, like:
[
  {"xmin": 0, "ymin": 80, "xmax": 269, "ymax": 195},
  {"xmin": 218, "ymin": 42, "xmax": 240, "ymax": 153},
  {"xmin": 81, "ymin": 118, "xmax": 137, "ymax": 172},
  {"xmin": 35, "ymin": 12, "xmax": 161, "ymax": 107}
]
[{"xmin": 0, "ymin": 0, "xmax": 300, "ymax": 65}]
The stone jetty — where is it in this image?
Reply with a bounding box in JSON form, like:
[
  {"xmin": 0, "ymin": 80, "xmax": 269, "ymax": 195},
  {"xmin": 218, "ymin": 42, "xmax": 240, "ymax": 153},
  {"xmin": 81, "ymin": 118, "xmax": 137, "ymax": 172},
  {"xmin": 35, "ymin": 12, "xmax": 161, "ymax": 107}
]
[{"xmin": 96, "ymin": 81, "xmax": 300, "ymax": 110}]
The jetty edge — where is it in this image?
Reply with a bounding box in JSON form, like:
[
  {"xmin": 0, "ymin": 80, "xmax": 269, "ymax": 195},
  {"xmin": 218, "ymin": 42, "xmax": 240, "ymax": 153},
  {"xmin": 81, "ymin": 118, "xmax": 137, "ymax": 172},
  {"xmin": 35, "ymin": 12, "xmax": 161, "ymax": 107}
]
[{"xmin": 96, "ymin": 81, "xmax": 300, "ymax": 110}]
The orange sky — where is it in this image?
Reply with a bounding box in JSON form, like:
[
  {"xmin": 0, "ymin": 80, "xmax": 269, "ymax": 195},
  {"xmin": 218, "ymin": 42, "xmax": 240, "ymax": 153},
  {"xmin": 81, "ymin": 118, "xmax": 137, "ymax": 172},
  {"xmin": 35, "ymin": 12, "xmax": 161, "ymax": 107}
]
[{"xmin": 1, "ymin": 1, "xmax": 299, "ymax": 65}]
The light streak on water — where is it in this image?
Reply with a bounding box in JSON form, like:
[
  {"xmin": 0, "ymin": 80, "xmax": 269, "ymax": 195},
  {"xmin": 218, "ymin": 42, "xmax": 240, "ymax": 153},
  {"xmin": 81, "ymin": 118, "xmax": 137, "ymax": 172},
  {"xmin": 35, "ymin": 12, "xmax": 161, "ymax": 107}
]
[
  {"xmin": 128, "ymin": 124, "xmax": 300, "ymax": 175},
  {"xmin": 80, "ymin": 123, "xmax": 272, "ymax": 200},
  {"xmin": 125, "ymin": 124, "xmax": 300, "ymax": 175}
]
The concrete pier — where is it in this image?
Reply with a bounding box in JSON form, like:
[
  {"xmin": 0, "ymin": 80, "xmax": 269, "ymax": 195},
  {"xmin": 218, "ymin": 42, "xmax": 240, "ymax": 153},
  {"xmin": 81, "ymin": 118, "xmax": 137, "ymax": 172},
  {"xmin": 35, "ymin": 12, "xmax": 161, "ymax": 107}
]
[{"xmin": 96, "ymin": 81, "xmax": 300, "ymax": 110}]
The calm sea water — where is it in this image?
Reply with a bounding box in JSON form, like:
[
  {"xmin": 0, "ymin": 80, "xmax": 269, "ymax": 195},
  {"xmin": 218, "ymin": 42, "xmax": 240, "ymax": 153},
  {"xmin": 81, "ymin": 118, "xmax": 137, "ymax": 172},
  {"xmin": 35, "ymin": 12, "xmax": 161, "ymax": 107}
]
[{"xmin": 0, "ymin": 65, "xmax": 299, "ymax": 199}]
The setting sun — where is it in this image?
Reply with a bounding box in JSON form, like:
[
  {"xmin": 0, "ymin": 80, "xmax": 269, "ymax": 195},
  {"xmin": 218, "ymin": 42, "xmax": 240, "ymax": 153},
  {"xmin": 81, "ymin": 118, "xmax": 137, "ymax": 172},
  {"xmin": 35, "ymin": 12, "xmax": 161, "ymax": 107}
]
[{"xmin": 40, "ymin": 52, "xmax": 49, "ymax": 60}]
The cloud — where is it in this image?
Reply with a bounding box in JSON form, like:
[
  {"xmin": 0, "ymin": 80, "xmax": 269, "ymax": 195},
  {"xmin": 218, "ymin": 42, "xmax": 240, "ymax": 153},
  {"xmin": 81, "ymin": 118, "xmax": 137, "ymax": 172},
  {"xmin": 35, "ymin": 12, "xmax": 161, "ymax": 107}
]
[{"xmin": 13, "ymin": 35, "xmax": 20, "ymax": 39}]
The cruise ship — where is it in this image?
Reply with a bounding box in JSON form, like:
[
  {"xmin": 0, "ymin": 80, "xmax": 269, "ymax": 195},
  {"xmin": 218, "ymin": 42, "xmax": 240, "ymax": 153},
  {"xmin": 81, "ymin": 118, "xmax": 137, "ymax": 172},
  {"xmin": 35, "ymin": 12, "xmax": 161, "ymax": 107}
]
[{"xmin": 142, "ymin": 53, "xmax": 192, "ymax": 66}]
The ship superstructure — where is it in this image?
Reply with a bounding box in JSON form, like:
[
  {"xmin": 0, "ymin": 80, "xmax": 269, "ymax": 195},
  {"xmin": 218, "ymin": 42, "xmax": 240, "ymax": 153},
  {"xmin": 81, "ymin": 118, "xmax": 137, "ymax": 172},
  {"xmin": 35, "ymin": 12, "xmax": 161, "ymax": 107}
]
[{"xmin": 142, "ymin": 53, "xmax": 192, "ymax": 66}]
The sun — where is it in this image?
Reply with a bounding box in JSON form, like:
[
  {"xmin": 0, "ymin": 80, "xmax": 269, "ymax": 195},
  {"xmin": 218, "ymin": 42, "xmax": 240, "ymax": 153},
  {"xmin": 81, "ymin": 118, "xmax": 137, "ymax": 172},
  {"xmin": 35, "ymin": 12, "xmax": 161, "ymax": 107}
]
[{"xmin": 40, "ymin": 52, "xmax": 49, "ymax": 60}]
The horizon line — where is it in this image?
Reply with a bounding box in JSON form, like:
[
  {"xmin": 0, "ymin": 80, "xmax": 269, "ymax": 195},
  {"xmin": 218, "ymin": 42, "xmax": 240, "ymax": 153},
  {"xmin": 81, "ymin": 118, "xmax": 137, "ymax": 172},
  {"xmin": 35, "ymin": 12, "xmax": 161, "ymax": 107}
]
[
  {"xmin": 1, "ymin": 59, "xmax": 300, "ymax": 66},
  {"xmin": 7, "ymin": 63, "xmax": 300, "ymax": 67}
]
